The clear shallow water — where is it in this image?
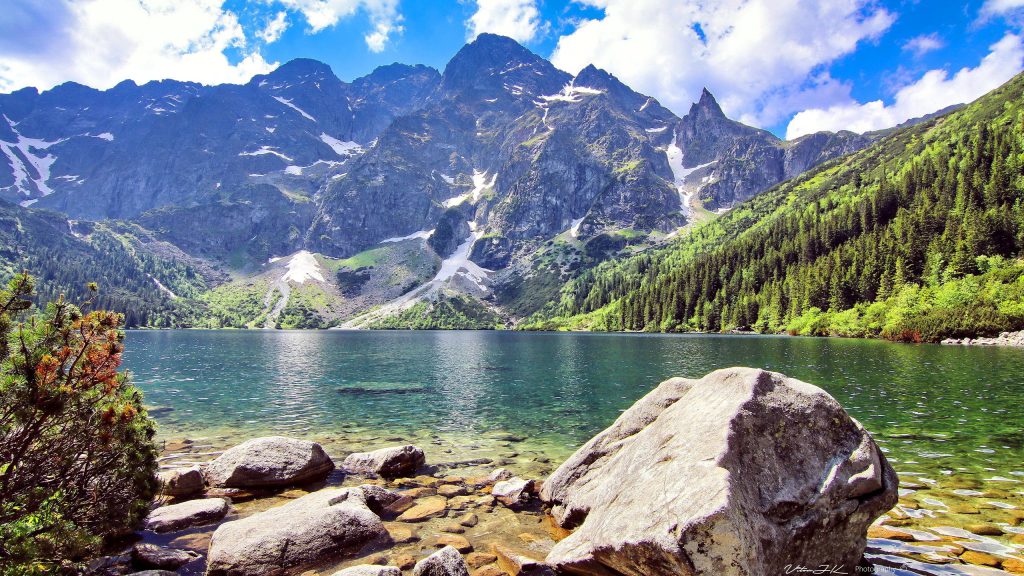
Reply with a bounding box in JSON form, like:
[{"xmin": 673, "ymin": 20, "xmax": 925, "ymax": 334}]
[
  {"xmin": 125, "ymin": 329, "xmax": 1024, "ymax": 476},
  {"xmin": 126, "ymin": 330, "xmax": 1024, "ymax": 574}
]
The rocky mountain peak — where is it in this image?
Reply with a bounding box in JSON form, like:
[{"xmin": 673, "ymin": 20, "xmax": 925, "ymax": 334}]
[
  {"xmin": 440, "ymin": 33, "xmax": 567, "ymax": 99},
  {"xmin": 256, "ymin": 58, "xmax": 338, "ymax": 86},
  {"xmin": 690, "ymin": 87, "xmax": 725, "ymax": 119},
  {"xmin": 357, "ymin": 63, "xmax": 439, "ymax": 85},
  {"xmin": 574, "ymin": 64, "xmax": 612, "ymax": 86}
]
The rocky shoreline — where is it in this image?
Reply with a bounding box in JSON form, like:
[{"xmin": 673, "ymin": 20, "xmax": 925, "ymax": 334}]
[
  {"xmin": 90, "ymin": 368, "xmax": 1024, "ymax": 576},
  {"xmin": 942, "ymin": 330, "xmax": 1024, "ymax": 347}
]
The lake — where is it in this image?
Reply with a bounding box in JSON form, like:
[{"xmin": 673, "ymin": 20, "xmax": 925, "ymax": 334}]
[{"xmin": 126, "ymin": 330, "xmax": 1024, "ymax": 572}]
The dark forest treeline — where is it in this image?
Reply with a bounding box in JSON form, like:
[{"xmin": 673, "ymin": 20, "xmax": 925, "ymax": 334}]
[
  {"xmin": 525, "ymin": 72, "xmax": 1024, "ymax": 342},
  {"xmin": 0, "ymin": 206, "xmax": 209, "ymax": 327}
]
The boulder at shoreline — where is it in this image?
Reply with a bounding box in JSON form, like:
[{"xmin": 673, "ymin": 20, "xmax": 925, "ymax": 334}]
[
  {"xmin": 541, "ymin": 367, "xmax": 898, "ymax": 576},
  {"xmin": 143, "ymin": 498, "xmax": 229, "ymax": 533},
  {"xmin": 344, "ymin": 445, "xmax": 425, "ymax": 477},
  {"xmin": 206, "ymin": 486, "xmax": 389, "ymax": 576},
  {"xmin": 158, "ymin": 465, "xmax": 204, "ymax": 498},
  {"xmin": 204, "ymin": 436, "xmax": 334, "ymax": 488}
]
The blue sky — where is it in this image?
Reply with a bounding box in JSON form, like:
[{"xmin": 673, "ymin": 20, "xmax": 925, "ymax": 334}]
[{"xmin": 2, "ymin": 0, "xmax": 1023, "ymax": 138}]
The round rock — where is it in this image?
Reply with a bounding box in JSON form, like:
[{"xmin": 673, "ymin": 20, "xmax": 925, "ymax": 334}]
[
  {"xmin": 144, "ymin": 498, "xmax": 229, "ymax": 533},
  {"xmin": 343, "ymin": 445, "xmax": 425, "ymax": 478},
  {"xmin": 204, "ymin": 436, "xmax": 334, "ymax": 488}
]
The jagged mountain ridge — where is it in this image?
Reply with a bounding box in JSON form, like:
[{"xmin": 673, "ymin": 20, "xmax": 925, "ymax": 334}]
[{"xmin": 0, "ymin": 34, "xmax": 888, "ymax": 327}]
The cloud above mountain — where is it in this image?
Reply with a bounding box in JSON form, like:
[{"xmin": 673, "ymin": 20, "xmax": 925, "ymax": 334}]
[
  {"xmin": 0, "ymin": 0, "xmax": 402, "ymax": 92},
  {"xmin": 786, "ymin": 33, "xmax": 1024, "ymax": 138},
  {"xmin": 466, "ymin": 0, "xmax": 545, "ymax": 43},
  {"xmin": 0, "ymin": 0, "xmax": 277, "ymax": 92},
  {"xmin": 549, "ymin": 0, "xmax": 895, "ymax": 130}
]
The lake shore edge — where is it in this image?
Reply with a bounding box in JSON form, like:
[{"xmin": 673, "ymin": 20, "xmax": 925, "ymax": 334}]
[{"xmin": 95, "ymin": 368, "xmax": 1024, "ymax": 576}]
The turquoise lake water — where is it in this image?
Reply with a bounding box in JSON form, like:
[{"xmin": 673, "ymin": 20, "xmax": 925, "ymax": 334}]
[
  {"xmin": 126, "ymin": 330, "xmax": 1024, "ymax": 574},
  {"xmin": 124, "ymin": 329, "xmax": 1024, "ymax": 479}
]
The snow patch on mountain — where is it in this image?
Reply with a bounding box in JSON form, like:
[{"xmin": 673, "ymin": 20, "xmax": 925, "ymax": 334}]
[
  {"xmin": 1, "ymin": 115, "xmax": 63, "ymax": 200},
  {"xmin": 281, "ymin": 251, "xmax": 325, "ymax": 284},
  {"xmin": 540, "ymin": 82, "xmax": 604, "ymax": 103},
  {"xmin": 319, "ymin": 133, "xmax": 361, "ymax": 156},
  {"xmin": 381, "ymin": 229, "xmax": 434, "ymax": 243},
  {"xmin": 443, "ymin": 170, "xmax": 497, "ymax": 207},
  {"xmin": 272, "ymin": 96, "xmax": 316, "ymax": 121},
  {"xmin": 666, "ymin": 134, "xmax": 715, "ymax": 217},
  {"xmin": 569, "ymin": 216, "xmax": 585, "ymax": 238},
  {"xmin": 471, "ymin": 170, "xmax": 496, "ymax": 203},
  {"xmin": 239, "ymin": 146, "xmax": 293, "ymax": 162}
]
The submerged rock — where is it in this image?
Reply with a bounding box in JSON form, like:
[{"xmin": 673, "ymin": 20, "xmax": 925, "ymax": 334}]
[
  {"xmin": 144, "ymin": 498, "xmax": 229, "ymax": 533},
  {"xmin": 397, "ymin": 496, "xmax": 447, "ymax": 522},
  {"xmin": 541, "ymin": 367, "xmax": 898, "ymax": 576},
  {"xmin": 344, "ymin": 445, "xmax": 425, "ymax": 477},
  {"xmin": 206, "ymin": 486, "xmax": 388, "ymax": 576},
  {"xmin": 413, "ymin": 546, "xmax": 470, "ymax": 576},
  {"xmin": 204, "ymin": 436, "xmax": 334, "ymax": 488},
  {"xmin": 158, "ymin": 465, "xmax": 204, "ymax": 498},
  {"xmin": 131, "ymin": 543, "xmax": 200, "ymax": 570}
]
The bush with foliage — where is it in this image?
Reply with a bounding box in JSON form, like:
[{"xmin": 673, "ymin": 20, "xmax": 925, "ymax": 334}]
[{"xmin": 0, "ymin": 273, "xmax": 158, "ymax": 574}]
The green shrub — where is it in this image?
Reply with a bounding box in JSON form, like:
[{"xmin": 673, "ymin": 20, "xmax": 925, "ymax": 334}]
[{"xmin": 0, "ymin": 274, "xmax": 158, "ymax": 574}]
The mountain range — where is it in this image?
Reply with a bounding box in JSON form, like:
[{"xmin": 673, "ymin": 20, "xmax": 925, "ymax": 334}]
[{"xmin": 0, "ymin": 34, "xmax": 942, "ymax": 328}]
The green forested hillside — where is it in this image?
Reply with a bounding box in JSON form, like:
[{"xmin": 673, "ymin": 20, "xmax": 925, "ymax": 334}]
[
  {"xmin": 525, "ymin": 72, "xmax": 1024, "ymax": 342},
  {"xmin": 0, "ymin": 202, "xmax": 217, "ymax": 327}
]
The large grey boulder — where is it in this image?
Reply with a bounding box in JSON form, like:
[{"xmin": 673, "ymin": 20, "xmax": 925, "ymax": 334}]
[
  {"xmin": 412, "ymin": 546, "xmax": 470, "ymax": 576},
  {"xmin": 204, "ymin": 436, "xmax": 334, "ymax": 488},
  {"xmin": 158, "ymin": 465, "xmax": 204, "ymax": 498},
  {"xmin": 541, "ymin": 367, "xmax": 898, "ymax": 576},
  {"xmin": 143, "ymin": 498, "xmax": 229, "ymax": 533},
  {"xmin": 206, "ymin": 486, "xmax": 389, "ymax": 576},
  {"xmin": 343, "ymin": 445, "xmax": 425, "ymax": 477}
]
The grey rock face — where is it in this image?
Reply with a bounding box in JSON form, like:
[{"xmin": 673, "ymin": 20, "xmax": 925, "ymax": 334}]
[
  {"xmin": 131, "ymin": 543, "xmax": 200, "ymax": 570},
  {"xmin": 143, "ymin": 498, "xmax": 229, "ymax": 533},
  {"xmin": 412, "ymin": 546, "xmax": 470, "ymax": 576},
  {"xmin": 158, "ymin": 465, "xmax": 204, "ymax": 498},
  {"xmin": 541, "ymin": 367, "xmax": 898, "ymax": 576},
  {"xmin": 343, "ymin": 445, "xmax": 425, "ymax": 478},
  {"xmin": 204, "ymin": 436, "xmax": 334, "ymax": 488},
  {"xmin": 206, "ymin": 487, "xmax": 389, "ymax": 576},
  {"xmin": 0, "ymin": 34, "xmax": 887, "ymax": 323}
]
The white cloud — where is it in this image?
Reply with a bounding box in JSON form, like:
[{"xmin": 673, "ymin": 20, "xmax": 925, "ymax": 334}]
[
  {"xmin": 466, "ymin": 0, "xmax": 544, "ymax": 43},
  {"xmin": 276, "ymin": 0, "xmax": 403, "ymax": 51},
  {"xmin": 259, "ymin": 11, "xmax": 290, "ymax": 44},
  {"xmin": 903, "ymin": 33, "xmax": 944, "ymax": 57},
  {"xmin": 786, "ymin": 33, "xmax": 1024, "ymax": 139},
  {"xmin": 0, "ymin": 0, "xmax": 276, "ymax": 91},
  {"xmin": 981, "ymin": 0, "xmax": 1024, "ymax": 17},
  {"xmin": 550, "ymin": 0, "xmax": 894, "ymax": 130}
]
